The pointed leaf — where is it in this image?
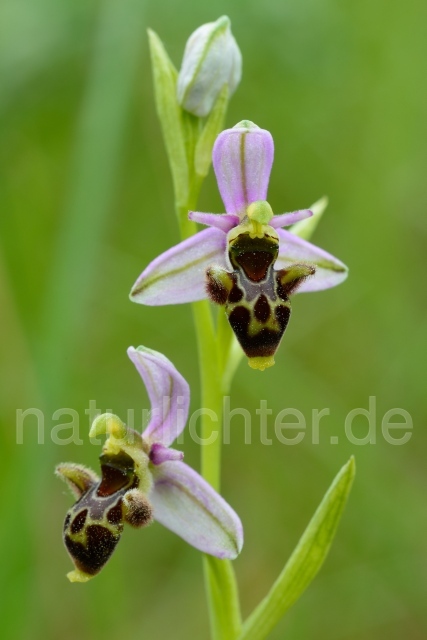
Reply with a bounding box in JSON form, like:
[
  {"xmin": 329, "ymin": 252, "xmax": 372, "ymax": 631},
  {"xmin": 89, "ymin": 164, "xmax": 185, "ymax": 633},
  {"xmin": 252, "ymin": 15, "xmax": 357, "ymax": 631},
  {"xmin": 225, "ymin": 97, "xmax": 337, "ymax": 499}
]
[
  {"xmin": 239, "ymin": 457, "xmax": 355, "ymax": 640},
  {"xmin": 148, "ymin": 29, "xmax": 189, "ymax": 206}
]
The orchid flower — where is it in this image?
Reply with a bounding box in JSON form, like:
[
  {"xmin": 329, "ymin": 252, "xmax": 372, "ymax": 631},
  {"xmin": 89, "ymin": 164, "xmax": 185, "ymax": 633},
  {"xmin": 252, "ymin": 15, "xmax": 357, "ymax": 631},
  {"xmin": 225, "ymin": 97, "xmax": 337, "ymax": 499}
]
[
  {"xmin": 56, "ymin": 346, "xmax": 243, "ymax": 583},
  {"xmin": 131, "ymin": 121, "xmax": 348, "ymax": 370}
]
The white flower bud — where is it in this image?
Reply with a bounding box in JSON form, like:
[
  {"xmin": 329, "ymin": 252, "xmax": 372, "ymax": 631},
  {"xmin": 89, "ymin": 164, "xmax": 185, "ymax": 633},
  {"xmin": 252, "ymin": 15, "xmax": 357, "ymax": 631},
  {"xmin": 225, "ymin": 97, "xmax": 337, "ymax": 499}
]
[{"xmin": 177, "ymin": 16, "xmax": 242, "ymax": 118}]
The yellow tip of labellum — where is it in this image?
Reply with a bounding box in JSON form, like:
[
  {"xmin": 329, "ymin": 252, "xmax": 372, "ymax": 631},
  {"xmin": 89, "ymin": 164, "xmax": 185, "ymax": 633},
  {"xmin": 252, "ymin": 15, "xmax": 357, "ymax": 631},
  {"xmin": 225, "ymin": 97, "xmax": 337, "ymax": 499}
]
[
  {"xmin": 67, "ymin": 569, "xmax": 93, "ymax": 583},
  {"xmin": 248, "ymin": 356, "xmax": 275, "ymax": 371}
]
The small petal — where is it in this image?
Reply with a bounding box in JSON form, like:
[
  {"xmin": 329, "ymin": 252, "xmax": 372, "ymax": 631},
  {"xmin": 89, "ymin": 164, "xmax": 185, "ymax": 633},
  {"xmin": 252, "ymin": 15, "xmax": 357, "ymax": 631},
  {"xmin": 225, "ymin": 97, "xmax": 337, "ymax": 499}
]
[
  {"xmin": 150, "ymin": 443, "xmax": 184, "ymax": 465},
  {"xmin": 270, "ymin": 209, "xmax": 313, "ymax": 228},
  {"xmin": 150, "ymin": 460, "xmax": 243, "ymax": 559},
  {"xmin": 127, "ymin": 346, "xmax": 190, "ymax": 446},
  {"xmin": 130, "ymin": 228, "xmax": 226, "ymax": 305},
  {"xmin": 276, "ymin": 228, "xmax": 348, "ymax": 292},
  {"xmin": 213, "ymin": 121, "xmax": 274, "ymax": 216},
  {"xmin": 189, "ymin": 211, "xmax": 239, "ymax": 232}
]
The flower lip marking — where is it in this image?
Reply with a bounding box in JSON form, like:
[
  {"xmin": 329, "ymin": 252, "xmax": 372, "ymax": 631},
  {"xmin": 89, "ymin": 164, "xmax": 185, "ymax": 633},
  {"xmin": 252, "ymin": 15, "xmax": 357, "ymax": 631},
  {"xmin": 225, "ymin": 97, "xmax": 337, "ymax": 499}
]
[
  {"xmin": 254, "ymin": 294, "xmax": 271, "ymax": 323},
  {"xmin": 207, "ymin": 215, "xmax": 314, "ymax": 370},
  {"xmin": 230, "ymin": 235, "xmax": 278, "ymax": 282},
  {"xmin": 61, "ymin": 449, "xmax": 150, "ymax": 582}
]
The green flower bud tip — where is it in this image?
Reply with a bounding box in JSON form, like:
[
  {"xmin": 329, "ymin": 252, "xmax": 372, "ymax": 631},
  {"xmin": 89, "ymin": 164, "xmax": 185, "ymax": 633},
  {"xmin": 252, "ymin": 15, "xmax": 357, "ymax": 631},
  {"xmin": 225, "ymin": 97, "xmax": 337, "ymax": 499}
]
[
  {"xmin": 177, "ymin": 16, "xmax": 242, "ymax": 117},
  {"xmin": 233, "ymin": 120, "xmax": 259, "ymax": 132}
]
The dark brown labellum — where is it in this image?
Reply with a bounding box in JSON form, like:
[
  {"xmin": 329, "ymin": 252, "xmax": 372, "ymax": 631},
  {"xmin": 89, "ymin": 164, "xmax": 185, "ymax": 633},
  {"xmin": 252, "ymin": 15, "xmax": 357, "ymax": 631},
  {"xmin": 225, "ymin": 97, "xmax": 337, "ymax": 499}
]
[{"xmin": 61, "ymin": 450, "xmax": 151, "ymax": 579}]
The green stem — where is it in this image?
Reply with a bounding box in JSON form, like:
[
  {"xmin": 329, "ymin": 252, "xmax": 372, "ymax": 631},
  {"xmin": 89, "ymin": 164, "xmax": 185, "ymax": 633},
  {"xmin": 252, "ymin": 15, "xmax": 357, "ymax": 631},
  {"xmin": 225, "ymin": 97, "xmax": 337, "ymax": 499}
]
[
  {"xmin": 176, "ymin": 203, "xmax": 197, "ymax": 239},
  {"xmin": 192, "ymin": 299, "xmax": 222, "ymax": 489},
  {"xmin": 176, "ymin": 188, "xmax": 222, "ymax": 490},
  {"xmin": 204, "ymin": 556, "xmax": 242, "ymax": 640},
  {"xmin": 176, "ymin": 186, "xmax": 242, "ymax": 639},
  {"xmin": 193, "ymin": 297, "xmax": 242, "ymax": 640}
]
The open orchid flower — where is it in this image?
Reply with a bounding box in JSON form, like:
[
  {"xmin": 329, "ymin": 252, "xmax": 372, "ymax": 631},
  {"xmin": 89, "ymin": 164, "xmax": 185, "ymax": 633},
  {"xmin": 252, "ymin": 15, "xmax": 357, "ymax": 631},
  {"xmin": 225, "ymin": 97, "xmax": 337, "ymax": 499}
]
[
  {"xmin": 56, "ymin": 346, "xmax": 243, "ymax": 583},
  {"xmin": 131, "ymin": 121, "xmax": 348, "ymax": 370}
]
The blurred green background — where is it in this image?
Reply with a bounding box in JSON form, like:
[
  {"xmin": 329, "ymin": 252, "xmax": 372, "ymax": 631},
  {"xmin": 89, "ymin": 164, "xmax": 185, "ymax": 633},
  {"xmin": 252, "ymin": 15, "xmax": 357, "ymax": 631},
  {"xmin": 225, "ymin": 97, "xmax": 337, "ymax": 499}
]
[{"xmin": 1, "ymin": 0, "xmax": 426, "ymax": 638}]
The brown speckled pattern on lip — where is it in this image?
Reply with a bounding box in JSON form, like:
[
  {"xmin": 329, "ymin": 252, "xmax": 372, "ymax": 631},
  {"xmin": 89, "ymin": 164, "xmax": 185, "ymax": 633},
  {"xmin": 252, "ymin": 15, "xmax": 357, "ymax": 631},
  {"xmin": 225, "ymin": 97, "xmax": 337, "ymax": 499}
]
[
  {"xmin": 62, "ymin": 452, "xmax": 151, "ymax": 577},
  {"xmin": 206, "ymin": 230, "xmax": 313, "ymax": 362}
]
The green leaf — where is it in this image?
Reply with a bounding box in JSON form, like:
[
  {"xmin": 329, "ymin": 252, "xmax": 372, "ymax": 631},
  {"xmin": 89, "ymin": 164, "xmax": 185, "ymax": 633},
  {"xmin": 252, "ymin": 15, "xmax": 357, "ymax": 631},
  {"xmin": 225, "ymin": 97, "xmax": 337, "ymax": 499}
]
[
  {"xmin": 194, "ymin": 84, "xmax": 229, "ymax": 178},
  {"xmin": 239, "ymin": 456, "xmax": 356, "ymax": 640},
  {"xmin": 290, "ymin": 195, "xmax": 328, "ymax": 241},
  {"xmin": 147, "ymin": 29, "xmax": 189, "ymax": 206}
]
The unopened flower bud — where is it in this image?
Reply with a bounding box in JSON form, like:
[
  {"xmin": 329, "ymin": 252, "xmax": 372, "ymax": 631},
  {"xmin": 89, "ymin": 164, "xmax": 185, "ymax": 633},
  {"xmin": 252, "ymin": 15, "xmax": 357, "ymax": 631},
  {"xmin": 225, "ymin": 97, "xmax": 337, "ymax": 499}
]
[{"xmin": 177, "ymin": 16, "xmax": 242, "ymax": 117}]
